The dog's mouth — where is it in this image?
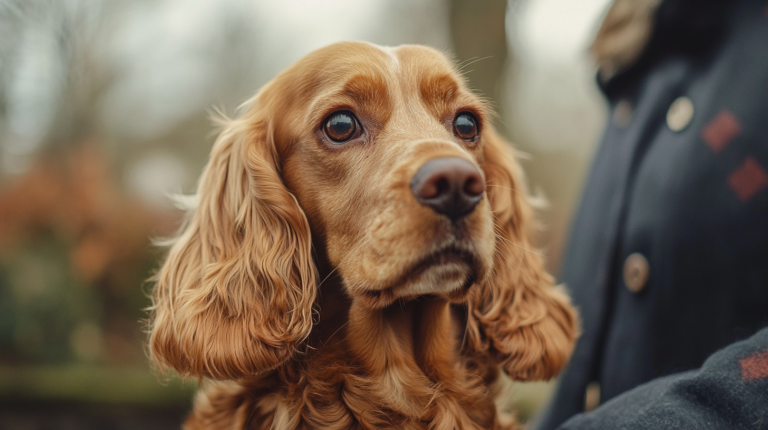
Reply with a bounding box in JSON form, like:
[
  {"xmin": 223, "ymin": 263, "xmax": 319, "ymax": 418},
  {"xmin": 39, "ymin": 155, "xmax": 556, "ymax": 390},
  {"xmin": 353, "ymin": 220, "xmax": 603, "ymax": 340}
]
[
  {"xmin": 360, "ymin": 244, "xmax": 482, "ymax": 307},
  {"xmin": 409, "ymin": 246, "xmax": 478, "ymax": 284}
]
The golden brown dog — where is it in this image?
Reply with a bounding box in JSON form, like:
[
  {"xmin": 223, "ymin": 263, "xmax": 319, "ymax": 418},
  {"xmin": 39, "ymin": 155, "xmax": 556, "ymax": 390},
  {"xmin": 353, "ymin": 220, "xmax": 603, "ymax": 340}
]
[{"xmin": 147, "ymin": 41, "xmax": 578, "ymax": 430}]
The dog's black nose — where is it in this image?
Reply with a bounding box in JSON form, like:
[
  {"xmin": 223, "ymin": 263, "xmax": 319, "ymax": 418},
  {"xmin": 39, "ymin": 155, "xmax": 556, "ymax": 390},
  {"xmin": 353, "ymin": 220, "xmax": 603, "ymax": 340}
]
[{"xmin": 410, "ymin": 157, "xmax": 484, "ymax": 221}]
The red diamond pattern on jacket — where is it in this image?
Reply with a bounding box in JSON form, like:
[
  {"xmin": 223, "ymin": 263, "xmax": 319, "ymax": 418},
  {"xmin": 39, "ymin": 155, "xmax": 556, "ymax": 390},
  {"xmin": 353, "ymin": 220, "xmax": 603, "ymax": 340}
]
[
  {"xmin": 702, "ymin": 110, "xmax": 742, "ymax": 153},
  {"xmin": 741, "ymin": 350, "xmax": 768, "ymax": 381},
  {"xmin": 728, "ymin": 157, "xmax": 768, "ymax": 202}
]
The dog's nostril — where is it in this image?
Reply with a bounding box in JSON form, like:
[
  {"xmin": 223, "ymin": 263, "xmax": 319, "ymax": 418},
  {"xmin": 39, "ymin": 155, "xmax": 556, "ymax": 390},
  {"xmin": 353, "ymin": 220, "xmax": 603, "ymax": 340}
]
[
  {"xmin": 464, "ymin": 176, "xmax": 484, "ymax": 197},
  {"xmin": 434, "ymin": 177, "xmax": 450, "ymax": 198},
  {"xmin": 410, "ymin": 157, "xmax": 485, "ymax": 221}
]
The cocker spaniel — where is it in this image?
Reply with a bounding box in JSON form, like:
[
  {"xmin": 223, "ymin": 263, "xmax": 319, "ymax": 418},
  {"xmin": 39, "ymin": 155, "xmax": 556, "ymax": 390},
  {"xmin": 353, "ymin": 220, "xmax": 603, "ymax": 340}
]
[{"xmin": 148, "ymin": 41, "xmax": 578, "ymax": 430}]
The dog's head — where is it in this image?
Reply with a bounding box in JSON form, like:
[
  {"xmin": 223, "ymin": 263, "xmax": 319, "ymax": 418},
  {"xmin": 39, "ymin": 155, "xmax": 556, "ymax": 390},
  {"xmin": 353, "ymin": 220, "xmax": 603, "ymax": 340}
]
[{"xmin": 148, "ymin": 42, "xmax": 577, "ymax": 381}]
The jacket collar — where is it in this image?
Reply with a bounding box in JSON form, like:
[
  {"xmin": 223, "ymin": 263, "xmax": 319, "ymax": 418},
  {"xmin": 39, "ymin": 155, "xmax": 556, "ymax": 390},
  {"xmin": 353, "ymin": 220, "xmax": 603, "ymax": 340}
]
[{"xmin": 593, "ymin": 0, "xmax": 732, "ymax": 98}]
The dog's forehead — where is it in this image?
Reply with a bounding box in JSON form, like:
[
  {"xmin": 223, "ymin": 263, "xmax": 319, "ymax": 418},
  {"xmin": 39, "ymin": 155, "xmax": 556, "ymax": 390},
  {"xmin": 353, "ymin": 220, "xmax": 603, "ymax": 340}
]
[
  {"xmin": 386, "ymin": 44, "xmax": 459, "ymax": 75},
  {"xmin": 291, "ymin": 42, "xmax": 464, "ymax": 96},
  {"xmin": 280, "ymin": 42, "xmax": 476, "ymax": 123},
  {"xmin": 305, "ymin": 42, "xmax": 457, "ymax": 74}
]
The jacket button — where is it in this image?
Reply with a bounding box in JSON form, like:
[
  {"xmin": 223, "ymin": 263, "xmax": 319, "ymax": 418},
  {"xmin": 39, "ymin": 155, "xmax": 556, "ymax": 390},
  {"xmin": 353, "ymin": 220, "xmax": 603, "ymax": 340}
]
[
  {"xmin": 613, "ymin": 99, "xmax": 633, "ymax": 128},
  {"xmin": 623, "ymin": 253, "xmax": 650, "ymax": 293},
  {"xmin": 667, "ymin": 96, "xmax": 694, "ymax": 132},
  {"xmin": 584, "ymin": 381, "xmax": 601, "ymax": 412}
]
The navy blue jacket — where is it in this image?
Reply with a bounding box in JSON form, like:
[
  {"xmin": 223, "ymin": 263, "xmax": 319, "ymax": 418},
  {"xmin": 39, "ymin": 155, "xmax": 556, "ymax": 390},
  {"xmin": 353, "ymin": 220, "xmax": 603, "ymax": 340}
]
[
  {"xmin": 561, "ymin": 327, "xmax": 768, "ymax": 429},
  {"xmin": 537, "ymin": 0, "xmax": 768, "ymax": 427}
]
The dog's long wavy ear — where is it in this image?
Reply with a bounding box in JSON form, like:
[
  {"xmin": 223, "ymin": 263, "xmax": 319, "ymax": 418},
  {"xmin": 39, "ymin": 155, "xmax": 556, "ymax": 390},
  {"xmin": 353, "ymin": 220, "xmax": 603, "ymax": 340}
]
[
  {"xmin": 148, "ymin": 104, "xmax": 316, "ymax": 381},
  {"xmin": 467, "ymin": 128, "xmax": 579, "ymax": 381}
]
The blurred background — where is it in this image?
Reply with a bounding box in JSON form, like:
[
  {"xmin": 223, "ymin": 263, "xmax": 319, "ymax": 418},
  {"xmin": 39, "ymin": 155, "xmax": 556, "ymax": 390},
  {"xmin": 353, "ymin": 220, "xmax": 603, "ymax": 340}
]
[{"xmin": 0, "ymin": 0, "xmax": 610, "ymax": 427}]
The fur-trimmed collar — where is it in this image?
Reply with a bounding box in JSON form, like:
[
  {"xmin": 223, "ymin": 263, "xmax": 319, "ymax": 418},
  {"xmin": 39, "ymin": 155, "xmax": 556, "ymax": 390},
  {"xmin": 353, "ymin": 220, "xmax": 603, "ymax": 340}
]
[{"xmin": 592, "ymin": 0, "xmax": 731, "ymax": 84}]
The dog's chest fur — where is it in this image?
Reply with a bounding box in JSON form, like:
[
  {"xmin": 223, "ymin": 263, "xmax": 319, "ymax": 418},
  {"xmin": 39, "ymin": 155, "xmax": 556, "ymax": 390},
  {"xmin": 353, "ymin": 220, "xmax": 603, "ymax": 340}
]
[{"xmin": 185, "ymin": 299, "xmax": 517, "ymax": 430}]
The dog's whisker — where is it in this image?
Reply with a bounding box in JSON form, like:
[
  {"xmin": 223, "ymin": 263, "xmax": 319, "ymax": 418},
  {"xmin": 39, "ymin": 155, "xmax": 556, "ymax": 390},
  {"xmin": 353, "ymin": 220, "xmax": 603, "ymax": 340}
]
[
  {"xmin": 457, "ymin": 55, "xmax": 494, "ymax": 73},
  {"xmin": 485, "ymin": 183, "xmax": 524, "ymax": 195},
  {"xmin": 492, "ymin": 225, "xmax": 545, "ymax": 257},
  {"xmin": 322, "ymin": 320, "xmax": 351, "ymax": 348},
  {"xmin": 244, "ymin": 403, "xmax": 259, "ymax": 429},
  {"xmin": 317, "ymin": 266, "xmax": 340, "ymax": 289}
]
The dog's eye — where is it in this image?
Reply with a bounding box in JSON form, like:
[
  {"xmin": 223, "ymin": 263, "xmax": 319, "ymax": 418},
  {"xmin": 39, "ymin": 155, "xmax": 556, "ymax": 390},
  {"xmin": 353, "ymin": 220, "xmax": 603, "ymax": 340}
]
[
  {"xmin": 453, "ymin": 113, "xmax": 478, "ymax": 141},
  {"xmin": 324, "ymin": 111, "xmax": 359, "ymax": 143}
]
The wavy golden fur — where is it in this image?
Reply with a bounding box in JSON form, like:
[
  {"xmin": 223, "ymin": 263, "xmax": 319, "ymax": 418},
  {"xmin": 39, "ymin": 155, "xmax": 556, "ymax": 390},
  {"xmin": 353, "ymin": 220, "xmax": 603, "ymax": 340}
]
[{"xmin": 148, "ymin": 41, "xmax": 578, "ymax": 430}]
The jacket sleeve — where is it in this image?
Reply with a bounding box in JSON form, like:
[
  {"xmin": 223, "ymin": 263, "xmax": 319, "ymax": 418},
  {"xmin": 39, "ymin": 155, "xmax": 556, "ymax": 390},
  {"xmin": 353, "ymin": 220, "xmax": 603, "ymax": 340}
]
[{"xmin": 558, "ymin": 327, "xmax": 768, "ymax": 430}]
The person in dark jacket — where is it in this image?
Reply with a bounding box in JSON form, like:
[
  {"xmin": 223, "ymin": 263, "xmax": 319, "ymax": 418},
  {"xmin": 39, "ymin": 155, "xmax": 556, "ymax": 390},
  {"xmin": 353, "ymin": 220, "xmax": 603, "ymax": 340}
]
[{"xmin": 535, "ymin": 0, "xmax": 768, "ymax": 427}]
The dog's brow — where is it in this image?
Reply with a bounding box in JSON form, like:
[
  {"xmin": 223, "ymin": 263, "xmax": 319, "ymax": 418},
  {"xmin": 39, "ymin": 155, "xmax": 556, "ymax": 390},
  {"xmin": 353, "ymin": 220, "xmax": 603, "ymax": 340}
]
[
  {"xmin": 418, "ymin": 74, "xmax": 465, "ymax": 119},
  {"xmin": 420, "ymin": 74, "xmax": 459, "ymax": 107},
  {"xmin": 341, "ymin": 73, "xmax": 389, "ymax": 106}
]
